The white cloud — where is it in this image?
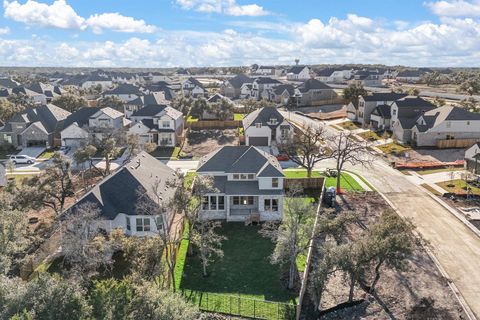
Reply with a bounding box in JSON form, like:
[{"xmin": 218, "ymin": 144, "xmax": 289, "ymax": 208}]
[
  {"xmin": 3, "ymin": 0, "xmax": 156, "ymax": 33},
  {"xmin": 0, "ymin": 27, "xmax": 10, "ymax": 34},
  {"xmin": 2, "ymin": 14, "xmax": 480, "ymax": 67},
  {"xmin": 86, "ymin": 13, "xmax": 156, "ymax": 34},
  {"xmin": 426, "ymin": 0, "xmax": 480, "ymax": 17},
  {"xmin": 176, "ymin": 0, "xmax": 268, "ymax": 16},
  {"xmin": 3, "ymin": 0, "xmax": 85, "ymax": 29}
]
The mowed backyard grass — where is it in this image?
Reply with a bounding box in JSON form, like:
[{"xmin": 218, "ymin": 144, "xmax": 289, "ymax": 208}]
[
  {"xmin": 283, "ymin": 169, "xmax": 365, "ymax": 192},
  {"xmin": 178, "ymin": 223, "xmax": 297, "ymax": 303}
]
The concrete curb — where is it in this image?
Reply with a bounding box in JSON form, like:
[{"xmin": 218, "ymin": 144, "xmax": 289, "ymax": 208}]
[{"xmin": 373, "ymin": 183, "xmax": 478, "ymax": 320}]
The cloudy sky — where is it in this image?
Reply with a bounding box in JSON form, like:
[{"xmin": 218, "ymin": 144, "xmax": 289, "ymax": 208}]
[{"xmin": 0, "ymin": 0, "xmax": 479, "ymax": 67}]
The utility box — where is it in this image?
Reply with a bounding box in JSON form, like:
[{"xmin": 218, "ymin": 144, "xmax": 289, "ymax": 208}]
[{"xmin": 324, "ymin": 186, "xmax": 336, "ymax": 207}]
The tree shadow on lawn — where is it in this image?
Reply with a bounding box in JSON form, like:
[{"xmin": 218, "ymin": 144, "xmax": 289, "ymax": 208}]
[{"xmin": 179, "ymin": 223, "xmax": 297, "ymax": 303}]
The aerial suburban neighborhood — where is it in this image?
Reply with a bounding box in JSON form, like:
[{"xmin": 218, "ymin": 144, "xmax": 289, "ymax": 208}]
[{"xmin": 1, "ymin": 1, "xmax": 480, "ymax": 320}]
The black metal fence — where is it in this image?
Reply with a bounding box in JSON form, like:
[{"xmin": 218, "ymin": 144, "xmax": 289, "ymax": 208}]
[{"xmin": 181, "ymin": 289, "xmax": 296, "ymax": 320}]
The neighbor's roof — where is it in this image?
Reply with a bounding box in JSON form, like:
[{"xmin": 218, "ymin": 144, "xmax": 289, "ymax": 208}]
[
  {"xmin": 416, "ymin": 106, "xmax": 480, "ymax": 131},
  {"xmin": 288, "ymin": 65, "xmax": 308, "ymax": 74},
  {"xmin": 131, "ymin": 104, "xmax": 167, "ymax": 117},
  {"xmin": 371, "ymin": 104, "xmax": 391, "ymax": 119},
  {"xmin": 197, "ymin": 145, "xmax": 283, "ymax": 177},
  {"xmin": 227, "ymin": 74, "xmax": 253, "ymax": 89},
  {"xmin": 5, "ymin": 104, "xmax": 71, "ymax": 133},
  {"xmin": 254, "ymin": 77, "xmax": 281, "ymax": 85},
  {"xmin": 63, "ymin": 107, "xmax": 100, "ymax": 129},
  {"xmin": 103, "ymin": 83, "xmax": 143, "ymax": 95},
  {"xmin": 71, "ymin": 151, "xmax": 179, "ymax": 220},
  {"xmin": 93, "ymin": 107, "xmax": 124, "ymax": 119},
  {"xmin": 362, "ymin": 92, "xmax": 407, "ymax": 102},
  {"xmin": 242, "ymin": 107, "xmax": 285, "ymax": 129},
  {"xmin": 297, "ymin": 78, "xmax": 332, "ymax": 92}
]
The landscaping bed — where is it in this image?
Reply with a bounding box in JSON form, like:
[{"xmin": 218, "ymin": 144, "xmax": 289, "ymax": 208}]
[
  {"xmin": 376, "ymin": 142, "xmax": 411, "ymax": 155},
  {"xmin": 149, "ymin": 146, "xmax": 181, "ymax": 159},
  {"xmin": 436, "ymin": 179, "xmax": 480, "ymax": 196},
  {"xmin": 336, "ymin": 121, "xmax": 361, "ymax": 131}
]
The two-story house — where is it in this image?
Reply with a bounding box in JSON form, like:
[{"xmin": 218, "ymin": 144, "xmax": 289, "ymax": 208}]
[
  {"xmin": 182, "ymin": 77, "xmax": 206, "ymax": 98},
  {"xmin": 0, "ymin": 104, "xmax": 71, "ymax": 149},
  {"xmin": 69, "ymin": 151, "xmax": 179, "ymax": 236},
  {"xmin": 242, "ymin": 107, "xmax": 293, "ymax": 147},
  {"xmin": 355, "ymin": 92, "xmax": 407, "ymax": 126},
  {"xmin": 411, "ymin": 106, "xmax": 480, "ymax": 147},
  {"xmin": 390, "ymin": 97, "xmax": 437, "ymax": 144},
  {"xmin": 296, "ymin": 78, "xmax": 337, "ymax": 106},
  {"xmin": 197, "ymin": 146, "xmax": 284, "ymax": 222},
  {"xmin": 128, "ymin": 104, "xmax": 184, "ymax": 147},
  {"xmin": 286, "ymin": 65, "xmax": 310, "ymax": 81},
  {"xmin": 220, "ymin": 74, "xmax": 253, "ymax": 99},
  {"xmin": 251, "ymin": 77, "xmax": 282, "ymax": 100},
  {"xmin": 124, "ymin": 92, "xmax": 168, "ymax": 118}
]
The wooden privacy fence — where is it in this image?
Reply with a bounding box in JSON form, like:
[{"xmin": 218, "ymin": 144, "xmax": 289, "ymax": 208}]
[
  {"xmin": 436, "ymin": 139, "xmax": 479, "ymax": 149},
  {"xmin": 284, "ymin": 177, "xmax": 325, "ymax": 190},
  {"xmin": 186, "ymin": 120, "xmax": 242, "ymax": 130}
]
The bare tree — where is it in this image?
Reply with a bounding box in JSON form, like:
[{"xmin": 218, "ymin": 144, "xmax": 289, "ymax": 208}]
[
  {"xmin": 16, "ymin": 152, "xmax": 74, "ymax": 216},
  {"xmin": 190, "ymin": 220, "xmax": 225, "ymax": 277},
  {"xmin": 279, "ymin": 125, "xmax": 331, "ymax": 178},
  {"xmin": 330, "ymin": 131, "xmax": 372, "ymax": 193},
  {"xmin": 61, "ymin": 202, "xmax": 120, "ymax": 282},
  {"xmin": 261, "ymin": 186, "xmax": 317, "ymax": 289}
]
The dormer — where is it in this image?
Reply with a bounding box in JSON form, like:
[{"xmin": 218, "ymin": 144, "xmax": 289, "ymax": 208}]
[{"xmin": 267, "ymin": 117, "xmax": 278, "ymax": 125}]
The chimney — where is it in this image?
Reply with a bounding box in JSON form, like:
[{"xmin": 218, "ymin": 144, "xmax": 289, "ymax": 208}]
[
  {"xmin": 135, "ymin": 159, "xmax": 141, "ymax": 169},
  {"xmin": 295, "ymin": 59, "xmax": 300, "ymax": 66}
]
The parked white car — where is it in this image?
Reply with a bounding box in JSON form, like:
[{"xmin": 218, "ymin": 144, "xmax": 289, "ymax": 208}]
[{"xmin": 9, "ymin": 155, "xmax": 36, "ymax": 164}]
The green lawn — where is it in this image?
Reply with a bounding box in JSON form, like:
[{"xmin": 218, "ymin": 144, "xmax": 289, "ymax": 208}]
[
  {"xmin": 178, "ymin": 223, "xmax": 297, "ymax": 303},
  {"xmin": 6, "ymin": 174, "xmax": 36, "ymax": 184},
  {"xmin": 420, "ymin": 183, "xmax": 443, "ymax": 196},
  {"xmin": 187, "ymin": 116, "xmax": 199, "ymax": 123},
  {"xmin": 149, "ymin": 147, "xmax": 181, "ymax": 159},
  {"xmin": 346, "ymin": 171, "xmax": 375, "ymax": 191},
  {"xmin": 437, "ymin": 179, "xmax": 480, "ymax": 196},
  {"xmin": 234, "ymin": 113, "xmax": 245, "ymax": 121},
  {"xmin": 38, "ymin": 149, "xmax": 55, "ymax": 159},
  {"xmin": 377, "ymin": 142, "xmax": 411, "ymax": 155},
  {"xmin": 184, "ymin": 171, "xmax": 196, "ymax": 189},
  {"xmin": 325, "ymin": 172, "xmax": 364, "ymax": 192},
  {"xmin": 357, "ymin": 130, "xmax": 382, "ymax": 141},
  {"xmin": 336, "ymin": 121, "xmax": 361, "ymax": 131},
  {"xmin": 283, "ymin": 169, "xmax": 322, "ymax": 179}
]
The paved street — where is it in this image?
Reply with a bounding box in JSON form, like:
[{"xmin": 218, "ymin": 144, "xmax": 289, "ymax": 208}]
[{"xmin": 282, "ymin": 110, "xmax": 480, "ymax": 319}]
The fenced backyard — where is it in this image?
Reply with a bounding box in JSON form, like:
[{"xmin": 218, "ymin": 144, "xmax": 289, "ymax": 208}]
[
  {"xmin": 185, "ymin": 119, "xmax": 242, "ymax": 129},
  {"xmin": 181, "ymin": 290, "xmax": 296, "ymax": 320}
]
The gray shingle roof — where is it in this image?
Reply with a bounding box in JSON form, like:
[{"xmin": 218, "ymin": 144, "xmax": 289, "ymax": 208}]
[
  {"xmin": 362, "ymin": 92, "xmax": 407, "ymax": 102},
  {"xmin": 242, "ymin": 107, "xmax": 284, "ymax": 129},
  {"xmin": 297, "ymin": 78, "xmax": 332, "ymax": 92},
  {"xmin": 104, "ymin": 84, "xmax": 143, "ymax": 95},
  {"xmin": 71, "ymin": 151, "xmax": 178, "ymax": 220},
  {"xmin": 415, "ymin": 106, "xmax": 480, "ymax": 131},
  {"xmin": 225, "ymin": 181, "xmax": 283, "ymax": 195},
  {"xmin": 372, "ymin": 104, "xmax": 391, "ymax": 119},
  {"xmin": 7, "ymin": 104, "xmax": 71, "ymax": 133},
  {"xmin": 131, "ymin": 104, "xmax": 167, "ymax": 117},
  {"xmin": 227, "ymin": 74, "xmax": 253, "ymax": 89},
  {"xmin": 288, "ymin": 65, "xmax": 308, "ymax": 74},
  {"xmin": 197, "ymin": 146, "xmax": 283, "ymax": 177},
  {"xmin": 63, "ymin": 107, "xmax": 100, "ymax": 129}
]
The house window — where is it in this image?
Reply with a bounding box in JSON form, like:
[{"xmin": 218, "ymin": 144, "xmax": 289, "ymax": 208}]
[
  {"xmin": 126, "ymin": 217, "xmax": 131, "ymax": 231},
  {"xmin": 392, "ymin": 109, "xmax": 397, "ymax": 116},
  {"xmin": 136, "ymin": 218, "xmax": 151, "ymax": 232},
  {"xmin": 233, "ymin": 174, "xmax": 254, "ymax": 180},
  {"xmin": 446, "ymin": 134, "xmax": 455, "ymax": 140},
  {"xmin": 162, "ymin": 121, "xmax": 170, "ymax": 128},
  {"xmin": 240, "ymin": 174, "xmax": 248, "ymax": 180},
  {"xmin": 156, "ymin": 215, "xmax": 164, "ymax": 231},
  {"xmin": 202, "ymin": 196, "xmax": 225, "ymax": 211},
  {"xmin": 264, "ymin": 199, "xmax": 279, "ymax": 212},
  {"xmin": 272, "ymin": 178, "xmax": 279, "ymax": 188},
  {"xmin": 281, "ymin": 128, "xmax": 289, "ymax": 139},
  {"xmin": 255, "ymin": 123, "xmax": 262, "ymax": 128},
  {"xmin": 247, "ymin": 174, "xmax": 255, "ymax": 180},
  {"xmin": 233, "ymin": 196, "xmax": 254, "ymax": 206},
  {"xmin": 233, "ymin": 174, "xmax": 240, "ymax": 180},
  {"xmin": 446, "ymin": 121, "xmax": 451, "ymax": 128},
  {"xmin": 467, "ymin": 121, "xmax": 470, "ymax": 125}
]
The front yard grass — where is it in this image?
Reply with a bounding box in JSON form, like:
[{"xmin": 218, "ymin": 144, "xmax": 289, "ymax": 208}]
[
  {"xmin": 325, "ymin": 172, "xmax": 364, "ymax": 192},
  {"xmin": 336, "ymin": 121, "xmax": 361, "ymax": 131},
  {"xmin": 148, "ymin": 146, "xmax": 181, "ymax": 159},
  {"xmin": 38, "ymin": 149, "xmax": 55, "ymax": 159},
  {"xmin": 357, "ymin": 130, "xmax": 382, "ymax": 141},
  {"xmin": 377, "ymin": 142, "xmax": 411, "ymax": 155},
  {"xmin": 178, "ymin": 223, "xmax": 297, "ymax": 303},
  {"xmin": 187, "ymin": 116, "xmax": 199, "ymax": 123},
  {"xmin": 283, "ymin": 169, "xmax": 322, "ymax": 179},
  {"xmin": 420, "ymin": 183, "xmax": 443, "ymax": 196},
  {"xmin": 233, "ymin": 113, "xmax": 245, "ymax": 121},
  {"xmin": 436, "ymin": 179, "xmax": 480, "ymax": 196}
]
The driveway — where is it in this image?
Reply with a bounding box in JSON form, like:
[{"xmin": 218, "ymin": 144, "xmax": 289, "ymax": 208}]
[
  {"xmin": 18, "ymin": 147, "xmax": 46, "ymax": 159},
  {"xmin": 283, "ymin": 110, "xmax": 480, "ymax": 318}
]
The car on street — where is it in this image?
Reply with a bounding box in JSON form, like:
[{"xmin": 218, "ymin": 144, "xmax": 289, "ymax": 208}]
[{"xmin": 9, "ymin": 155, "xmax": 36, "ymax": 164}]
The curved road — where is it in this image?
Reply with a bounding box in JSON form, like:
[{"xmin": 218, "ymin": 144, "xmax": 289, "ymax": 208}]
[{"xmin": 282, "ymin": 110, "xmax": 480, "ymax": 319}]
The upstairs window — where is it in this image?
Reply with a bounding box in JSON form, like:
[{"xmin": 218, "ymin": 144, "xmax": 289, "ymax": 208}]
[
  {"xmin": 255, "ymin": 123, "xmax": 262, "ymax": 128},
  {"xmin": 126, "ymin": 217, "xmax": 131, "ymax": 231},
  {"xmin": 162, "ymin": 120, "xmax": 170, "ymax": 128},
  {"xmin": 136, "ymin": 218, "xmax": 151, "ymax": 232},
  {"xmin": 272, "ymin": 178, "xmax": 279, "ymax": 188}
]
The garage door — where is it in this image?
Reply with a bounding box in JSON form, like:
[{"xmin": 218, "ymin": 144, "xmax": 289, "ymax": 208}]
[
  {"xmin": 63, "ymin": 138, "xmax": 83, "ymax": 148},
  {"xmin": 249, "ymin": 136, "xmax": 269, "ymax": 146}
]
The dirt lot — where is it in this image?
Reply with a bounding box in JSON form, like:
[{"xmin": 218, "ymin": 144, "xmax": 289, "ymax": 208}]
[
  {"xmin": 182, "ymin": 129, "xmax": 239, "ymax": 158},
  {"xmin": 385, "ymin": 147, "xmax": 465, "ymax": 164},
  {"xmin": 315, "ymin": 192, "xmax": 466, "ymax": 319}
]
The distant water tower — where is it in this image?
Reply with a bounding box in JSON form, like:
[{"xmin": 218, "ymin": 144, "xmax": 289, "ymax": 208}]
[{"xmin": 295, "ymin": 59, "xmax": 300, "ymax": 66}]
